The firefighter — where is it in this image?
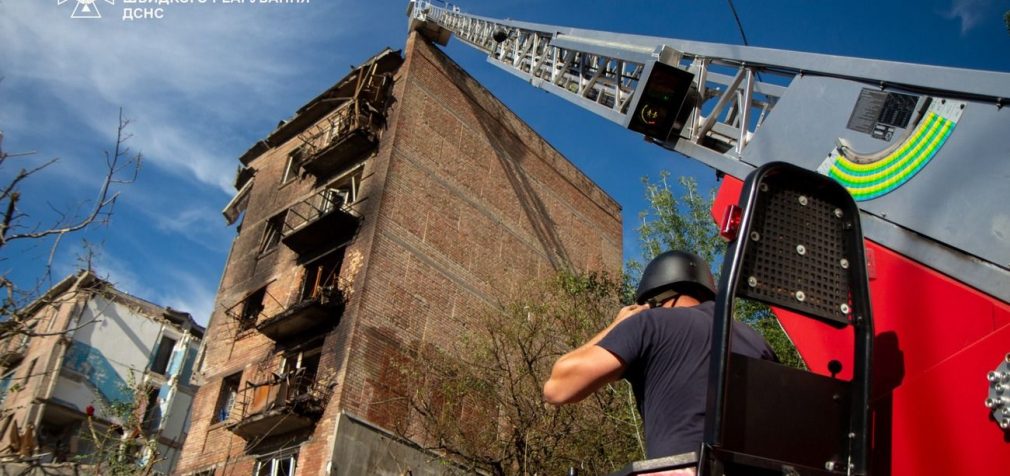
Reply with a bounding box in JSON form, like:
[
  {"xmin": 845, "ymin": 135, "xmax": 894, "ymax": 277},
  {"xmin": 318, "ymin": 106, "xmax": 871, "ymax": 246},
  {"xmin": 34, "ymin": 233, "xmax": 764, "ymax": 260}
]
[{"xmin": 543, "ymin": 250, "xmax": 776, "ymax": 464}]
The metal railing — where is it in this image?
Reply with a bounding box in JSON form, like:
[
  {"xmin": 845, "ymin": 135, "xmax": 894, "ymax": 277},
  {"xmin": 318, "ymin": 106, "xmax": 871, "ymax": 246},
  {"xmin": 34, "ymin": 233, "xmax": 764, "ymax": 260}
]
[
  {"xmin": 282, "ymin": 188, "xmax": 353, "ymax": 239},
  {"xmin": 223, "ymin": 288, "xmax": 286, "ymax": 334},
  {"xmin": 228, "ymin": 370, "xmax": 329, "ymax": 425},
  {"xmin": 296, "ymin": 98, "xmax": 384, "ymax": 164}
]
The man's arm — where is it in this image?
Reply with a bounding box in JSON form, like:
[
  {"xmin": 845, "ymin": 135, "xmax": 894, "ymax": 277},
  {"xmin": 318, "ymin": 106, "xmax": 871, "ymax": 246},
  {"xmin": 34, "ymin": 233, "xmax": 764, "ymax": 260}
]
[{"xmin": 542, "ymin": 304, "xmax": 648, "ymax": 405}]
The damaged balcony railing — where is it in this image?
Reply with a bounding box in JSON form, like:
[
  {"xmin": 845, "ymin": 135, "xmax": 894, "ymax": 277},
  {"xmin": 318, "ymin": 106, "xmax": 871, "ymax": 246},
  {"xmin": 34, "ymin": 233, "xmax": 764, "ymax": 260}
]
[
  {"xmin": 296, "ymin": 98, "xmax": 385, "ymax": 177},
  {"xmin": 256, "ymin": 286, "xmax": 346, "ymax": 343},
  {"xmin": 225, "ymin": 370, "xmax": 329, "ymax": 439},
  {"xmin": 282, "ymin": 185, "xmax": 361, "ymax": 253},
  {"xmin": 224, "ymin": 288, "xmax": 285, "ymax": 334},
  {"xmin": 281, "ymin": 188, "xmax": 359, "ymax": 253}
]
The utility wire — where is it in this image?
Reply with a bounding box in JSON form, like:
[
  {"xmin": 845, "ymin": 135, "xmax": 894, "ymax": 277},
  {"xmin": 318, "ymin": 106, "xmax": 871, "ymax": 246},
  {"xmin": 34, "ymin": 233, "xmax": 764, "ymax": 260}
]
[{"xmin": 726, "ymin": 0, "xmax": 751, "ymax": 46}]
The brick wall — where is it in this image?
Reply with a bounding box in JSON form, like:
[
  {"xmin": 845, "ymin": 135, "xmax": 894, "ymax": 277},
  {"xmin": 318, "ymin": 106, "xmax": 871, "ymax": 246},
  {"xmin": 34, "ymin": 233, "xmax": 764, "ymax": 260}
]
[
  {"xmin": 177, "ymin": 32, "xmax": 621, "ymax": 475},
  {"xmin": 342, "ymin": 32, "xmax": 622, "ymax": 448}
]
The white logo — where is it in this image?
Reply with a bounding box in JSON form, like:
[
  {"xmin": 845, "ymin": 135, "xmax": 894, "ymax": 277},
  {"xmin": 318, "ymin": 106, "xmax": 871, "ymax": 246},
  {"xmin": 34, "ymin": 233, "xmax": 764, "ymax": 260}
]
[{"xmin": 58, "ymin": 0, "xmax": 116, "ymax": 19}]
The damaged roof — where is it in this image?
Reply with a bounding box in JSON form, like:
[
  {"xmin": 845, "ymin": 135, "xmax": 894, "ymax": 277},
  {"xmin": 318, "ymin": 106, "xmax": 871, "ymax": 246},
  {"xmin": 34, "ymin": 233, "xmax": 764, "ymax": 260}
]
[{"xmin": 237, "ymin": 47, "xmax": 403, "ymax": 167}]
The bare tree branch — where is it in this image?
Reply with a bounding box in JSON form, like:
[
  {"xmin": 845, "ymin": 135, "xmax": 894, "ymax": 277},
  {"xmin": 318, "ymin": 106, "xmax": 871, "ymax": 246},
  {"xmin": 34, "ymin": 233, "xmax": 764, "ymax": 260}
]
[
  {"xmin": 0, "ymin": 108, "xmax": 142, "ymax": 345},
  {"xmin": 2, "ymin": 108, "xmax": 141, "ymax": 245}
]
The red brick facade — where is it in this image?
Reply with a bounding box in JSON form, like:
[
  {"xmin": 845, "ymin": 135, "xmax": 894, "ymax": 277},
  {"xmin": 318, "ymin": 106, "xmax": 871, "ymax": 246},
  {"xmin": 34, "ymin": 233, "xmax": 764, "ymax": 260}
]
[{"xmin": 176, "ymin": 33, "xmax": 622, "ymax": 475}]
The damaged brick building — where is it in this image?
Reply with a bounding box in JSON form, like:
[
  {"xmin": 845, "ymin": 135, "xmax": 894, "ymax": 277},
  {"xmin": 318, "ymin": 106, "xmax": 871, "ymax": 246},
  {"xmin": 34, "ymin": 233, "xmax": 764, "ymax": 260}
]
[{"xmin": 176, "ymin": 32, "xmax": 622, "ymax": 475}]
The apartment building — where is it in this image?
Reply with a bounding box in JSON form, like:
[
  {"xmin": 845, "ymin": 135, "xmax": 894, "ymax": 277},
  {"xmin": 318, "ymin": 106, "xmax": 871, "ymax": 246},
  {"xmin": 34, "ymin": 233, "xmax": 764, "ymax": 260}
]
[
  {"xmin": 0, "ymin": 271, "xmax": 203, "ymax": 474},
  {"xmin": 177, "ymin": 32, "xmax": 623, "ymax": 475}
]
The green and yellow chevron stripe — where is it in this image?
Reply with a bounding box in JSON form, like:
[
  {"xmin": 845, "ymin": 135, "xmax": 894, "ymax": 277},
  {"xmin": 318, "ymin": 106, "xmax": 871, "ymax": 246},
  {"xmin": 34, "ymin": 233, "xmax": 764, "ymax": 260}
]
[{"xmin": 827, "ymin": 111, "xmax": 955, "ymax": 201}]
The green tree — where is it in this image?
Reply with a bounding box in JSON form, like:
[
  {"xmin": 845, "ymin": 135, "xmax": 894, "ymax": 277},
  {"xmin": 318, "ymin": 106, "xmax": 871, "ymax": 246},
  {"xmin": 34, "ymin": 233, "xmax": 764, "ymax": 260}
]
[
  {"xmin": 629, "ymin": 171, "xmax": 804, "ymax": 368},
  {"xmin": 396, "ymin": 272, "xmax": 643, "ymax": 476}
]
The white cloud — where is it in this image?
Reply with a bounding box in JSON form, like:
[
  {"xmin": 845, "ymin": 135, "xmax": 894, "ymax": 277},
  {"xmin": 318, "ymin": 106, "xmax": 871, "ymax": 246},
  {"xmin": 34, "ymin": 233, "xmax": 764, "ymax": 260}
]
[
  {"xmin": 58, "ymin": 241, "xmax": 218, "ymax": 326},
  {"xmin": 148, "ymin": 204, "xmax": 234, "ymax": 253},
  {"xmin": 0, "ymin": 1, "xmax": 347, "ymax": 194},
  {"xmin": 946, "ymin": 0, "xmax": 993, "ymax": 34}
]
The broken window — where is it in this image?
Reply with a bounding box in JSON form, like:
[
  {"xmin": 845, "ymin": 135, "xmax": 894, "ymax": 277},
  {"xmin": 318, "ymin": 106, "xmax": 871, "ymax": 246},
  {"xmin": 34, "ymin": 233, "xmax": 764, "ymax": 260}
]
[
  {"xmin": 213, "ymin": 373, "xmax": 241, "ymax": 423},
  {"xmin": 237, "ymin": 288, "xmax": 267, "ymax": 332},
  {"xmin": 300, "ymin": 249, "xmax": 346, "ymax": 303},
  {"xmin": 142, "ymin": 386, "xmax": 162, "ymax": 433},
  {"xmin": 281, "ymin": 343, "xmax": 322, "ymax": 399},
  {"xmin": 318, "ymin": 186, "xmax": 349, "ymax": 215},
  {"xmin": 259, "ymin": 213, "xmax": 285, "ymax": 254},
  {"xmin": 335, "ymin": 168, "xmax": 363, "ymax": 205},
  {"xmin": 255, "ymin": 448, "xmax": 297, "ymax": 476},
  {"xmin": 150, "ymin": 336, "xmax": 177, "ymax": 375}
]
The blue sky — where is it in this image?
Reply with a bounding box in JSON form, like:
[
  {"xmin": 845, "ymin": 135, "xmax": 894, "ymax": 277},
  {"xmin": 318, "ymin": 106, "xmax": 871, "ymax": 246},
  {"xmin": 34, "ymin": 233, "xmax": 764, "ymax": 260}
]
[{"xmin": 1, "ymin": 0, "xmax": 1008, "ymax": 324}]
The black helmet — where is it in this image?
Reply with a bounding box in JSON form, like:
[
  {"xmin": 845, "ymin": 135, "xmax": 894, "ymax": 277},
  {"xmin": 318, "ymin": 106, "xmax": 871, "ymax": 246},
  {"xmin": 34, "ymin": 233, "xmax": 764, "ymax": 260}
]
[{"xmin": 635, "ymin": 250, "xmax": 717, "ymax": 305}]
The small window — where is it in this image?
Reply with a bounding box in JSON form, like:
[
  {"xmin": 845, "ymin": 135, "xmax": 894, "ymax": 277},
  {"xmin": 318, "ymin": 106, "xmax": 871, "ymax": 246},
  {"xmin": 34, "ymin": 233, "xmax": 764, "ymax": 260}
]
[
  {"xmin": 255, "ymin": 449, "xmax": 297, "ymax": 476},
  {"xmin": 214, "ymin": 373, "xmax": 241, "ymax": 424},
  {"xmin": 0, "ymin": 371, "xmax": 15, "ymax": 406},
  {"xmin": 281, "ymin": 149, "xmax": 301, "ymax": 185},
  {"xmin": 259, "ymin": 213, "xmax": 285, "ymax": 254},
  {"xmin": 193, "ymin": 470, "xmax": 215, "ymax": 476},
  {"xmin": 238, "ymin": 288, "xmax": 266, "ymax": 332},
  {"xmin": 150, "ymin": 336, "xmax": 177, "ymax": 375}
]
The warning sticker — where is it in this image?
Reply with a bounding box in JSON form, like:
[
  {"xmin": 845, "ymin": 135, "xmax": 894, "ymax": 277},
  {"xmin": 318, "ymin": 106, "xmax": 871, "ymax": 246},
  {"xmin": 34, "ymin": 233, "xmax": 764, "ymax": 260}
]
[{"xmin": 845, "ymin": 88, "xmax": 919, "ymax": 140}]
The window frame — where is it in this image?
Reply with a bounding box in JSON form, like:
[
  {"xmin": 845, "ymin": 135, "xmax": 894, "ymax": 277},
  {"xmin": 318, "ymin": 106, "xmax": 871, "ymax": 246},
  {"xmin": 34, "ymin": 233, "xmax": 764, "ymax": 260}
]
[
  {"xmin": 254, "ymin": 448, "xmax": 298, "ymax": 476},
  {"xmin": 213, "ymin": 373, "xmax": 241, "ymax": 424},
  {"xmin": 280, "ymin": 148, "xmax": 302, "ymax": 186},
  {"xmin": 258, "ymin": 213, "xmax": 285, "ymax": 255},
  {"xmin": 149, "ymin": 335, "xmax": 177, "ymax": 375},
  {"xmin": 237, "ymin": 288, "xmax": 267, "ymax": 332}
]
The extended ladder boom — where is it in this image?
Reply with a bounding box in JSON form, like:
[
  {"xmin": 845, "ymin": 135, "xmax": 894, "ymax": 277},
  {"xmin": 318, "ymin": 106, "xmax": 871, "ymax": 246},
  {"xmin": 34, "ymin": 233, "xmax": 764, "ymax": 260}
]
[{"xmin": 406, "ymin": 0, "xmax": 1010, "ymax": 304}]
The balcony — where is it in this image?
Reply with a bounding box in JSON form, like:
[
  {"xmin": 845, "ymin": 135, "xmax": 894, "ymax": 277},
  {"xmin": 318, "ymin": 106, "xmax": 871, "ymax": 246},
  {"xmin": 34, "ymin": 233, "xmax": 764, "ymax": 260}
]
[
  {"xmin": 256, "ymin": 292, "xmax": 345, "ymax": 344},
  {"xmin": 226, "ymin": 371, "xmax": 328, "ymax": 440},
  {"xmin": 298, "ymin": 99, "xmax": 383, "ymax": 178},
  {"xmin": 281, "ymin": 188, "xmax": 359, "ymax": 253}
]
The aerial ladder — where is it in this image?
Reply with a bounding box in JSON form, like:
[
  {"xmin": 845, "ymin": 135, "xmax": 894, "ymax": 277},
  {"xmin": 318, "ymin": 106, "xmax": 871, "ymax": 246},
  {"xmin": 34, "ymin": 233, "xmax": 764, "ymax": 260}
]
[{"xmin": 406, "ymin": 1, "xmax": 1010, "ymax": 475}]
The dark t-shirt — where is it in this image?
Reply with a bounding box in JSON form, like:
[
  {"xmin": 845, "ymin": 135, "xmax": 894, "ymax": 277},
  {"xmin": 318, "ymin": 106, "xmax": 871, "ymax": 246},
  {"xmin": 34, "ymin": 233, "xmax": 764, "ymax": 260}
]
[{"xmin": 597, "ymin": 301, "xmax": 776, "ymax": 458}]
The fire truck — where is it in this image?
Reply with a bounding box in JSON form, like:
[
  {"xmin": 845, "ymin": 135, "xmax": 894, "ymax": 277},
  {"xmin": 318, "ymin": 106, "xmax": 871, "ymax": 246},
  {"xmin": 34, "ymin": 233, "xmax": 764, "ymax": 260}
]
[{"xmin": 406, "ymin": 1, "xmax": 1010, "ymax": 475}]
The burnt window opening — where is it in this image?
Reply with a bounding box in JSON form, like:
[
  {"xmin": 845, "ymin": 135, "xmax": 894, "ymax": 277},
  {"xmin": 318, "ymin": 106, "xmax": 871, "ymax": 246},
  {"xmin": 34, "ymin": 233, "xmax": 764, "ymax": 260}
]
[
  {"xmin": 259, "ymin": 213, "xmax": 285, "ymax": 255},
  {"xmin": 237, "ymin": 288, "xmax": 267, "ymax": 332},
  {"xmin": 300, "ymin": 249, "xmax": 347, "ymax": 304},
  {"xmin": 214, "ymin": 373, "xmax": 241, "ymax": 424},
  {"xmin": 150, "ymin": 335, "xmax": 177, "ymax": 375},
  {"xmin": 281, "ymin": 343, "xmax": 322, "ymax": 398}
]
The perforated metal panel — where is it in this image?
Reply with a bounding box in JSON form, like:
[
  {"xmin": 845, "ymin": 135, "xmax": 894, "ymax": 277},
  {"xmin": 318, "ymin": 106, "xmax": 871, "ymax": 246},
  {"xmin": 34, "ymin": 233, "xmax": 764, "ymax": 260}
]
[{"xmin": 737, "ymin": 178, "xmax": 854, "ymax": 326}]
